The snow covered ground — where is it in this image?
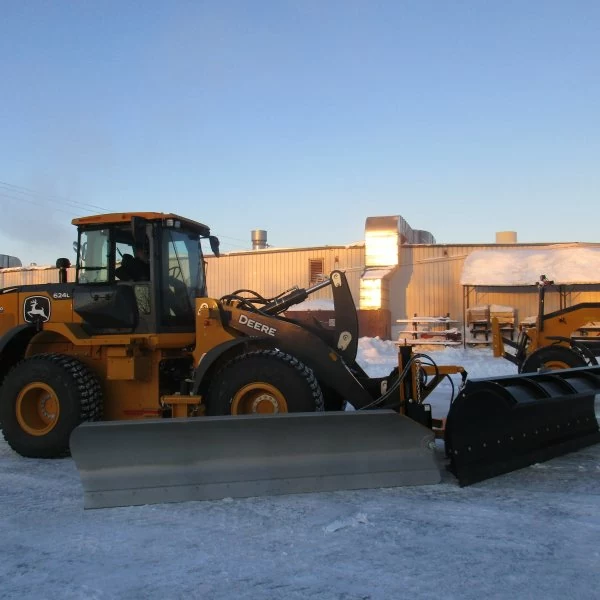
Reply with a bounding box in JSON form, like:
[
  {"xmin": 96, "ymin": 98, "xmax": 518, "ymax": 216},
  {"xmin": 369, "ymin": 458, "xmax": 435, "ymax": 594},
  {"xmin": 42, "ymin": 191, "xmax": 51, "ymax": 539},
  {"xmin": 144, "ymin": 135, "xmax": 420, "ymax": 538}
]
[{"xmin": 1, "ymin": 340, "xmax": 599, "ymax": 600}]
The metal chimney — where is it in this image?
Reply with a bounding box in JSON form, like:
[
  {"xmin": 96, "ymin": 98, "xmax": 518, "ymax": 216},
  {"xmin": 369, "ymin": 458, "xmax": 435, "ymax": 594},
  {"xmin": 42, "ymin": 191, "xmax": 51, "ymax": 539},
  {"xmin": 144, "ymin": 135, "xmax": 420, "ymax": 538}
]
[
  {"xmin": 495, "ymin": 231, "xmax": 517, "ymax": 244},
  {"xmin": 251, "ymin": 230, "xmax": 267, "ymax": 250}
]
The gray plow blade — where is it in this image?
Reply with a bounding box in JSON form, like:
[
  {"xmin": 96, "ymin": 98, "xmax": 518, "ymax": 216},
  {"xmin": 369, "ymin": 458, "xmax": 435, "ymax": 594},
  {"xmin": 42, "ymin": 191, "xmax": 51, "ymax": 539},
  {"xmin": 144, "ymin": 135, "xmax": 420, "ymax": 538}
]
[{"xmin": 70, "ymin": 410, "xmax": 440, "ymax": 509}]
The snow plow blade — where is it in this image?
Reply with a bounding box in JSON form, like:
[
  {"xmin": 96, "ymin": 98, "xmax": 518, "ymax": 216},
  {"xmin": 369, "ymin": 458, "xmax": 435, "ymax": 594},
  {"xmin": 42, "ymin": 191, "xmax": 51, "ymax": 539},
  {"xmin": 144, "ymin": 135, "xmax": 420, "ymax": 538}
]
[
  {"xmin": 70, "ymin": 410, "xmax": 440, "ymax": 509},
  {"xmin": 445, "ymin": 366, "xmax": 600, "ymax": 486}
]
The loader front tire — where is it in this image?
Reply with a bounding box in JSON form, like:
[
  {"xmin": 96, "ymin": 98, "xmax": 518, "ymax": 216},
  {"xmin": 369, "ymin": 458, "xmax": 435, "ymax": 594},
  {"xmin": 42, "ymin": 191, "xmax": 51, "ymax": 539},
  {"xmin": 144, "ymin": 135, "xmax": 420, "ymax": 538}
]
[
  {"xmin": 0, "ymin": 354, "xmax": 102, "ymax": 458},
  {"xmin": 206, "ymin": 349, "xmax": 324, "ymax": 415},
  {"xmin": 520, "ymin": 345, "xmax": 587, "ymax": 374}
]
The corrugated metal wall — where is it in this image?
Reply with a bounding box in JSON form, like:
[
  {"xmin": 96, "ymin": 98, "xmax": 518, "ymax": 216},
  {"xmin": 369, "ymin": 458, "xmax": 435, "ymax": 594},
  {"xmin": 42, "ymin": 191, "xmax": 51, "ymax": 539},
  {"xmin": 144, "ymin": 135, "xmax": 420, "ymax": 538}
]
[
  {"xmin": 0, "ymin": 267, "xmax": 76, "ymax": 288},
  {"xmin": 205, "ymin": 245, "xmax": 366, "ymax": 305},
  {"xmin": 390, "ymin": 244, "xmax": 480, "ymax": 327}
]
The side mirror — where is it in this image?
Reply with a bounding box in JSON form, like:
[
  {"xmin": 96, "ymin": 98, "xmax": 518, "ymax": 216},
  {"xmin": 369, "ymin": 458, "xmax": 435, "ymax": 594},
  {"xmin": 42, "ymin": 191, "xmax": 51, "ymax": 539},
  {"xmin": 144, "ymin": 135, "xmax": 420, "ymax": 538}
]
[
  {"xmin": 56, "ymin": 258, "xmax": 71, "ymax": 283},
  {"xmin": 56, "ymin": 258, "xmax": 71, "ymax": 269},
  {"xmin": 209, "ymin": 236, "xmax": 220, "ymax": 257}
]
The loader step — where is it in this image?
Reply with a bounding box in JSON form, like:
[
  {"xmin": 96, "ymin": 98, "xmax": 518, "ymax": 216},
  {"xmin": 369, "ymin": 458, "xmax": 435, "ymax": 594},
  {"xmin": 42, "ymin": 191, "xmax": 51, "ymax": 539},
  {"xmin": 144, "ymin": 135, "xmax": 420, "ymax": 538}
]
[{"xmin": 70, "ymin": 410, "xmax": 441, "ymax": 509}]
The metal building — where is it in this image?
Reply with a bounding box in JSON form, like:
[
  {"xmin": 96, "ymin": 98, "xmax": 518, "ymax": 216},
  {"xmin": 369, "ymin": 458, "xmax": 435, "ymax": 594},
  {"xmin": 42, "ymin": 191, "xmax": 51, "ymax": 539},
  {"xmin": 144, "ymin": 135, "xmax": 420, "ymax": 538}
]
[
  {"xmin": 0, "ymin": 265, "xmax": 76, "ymax": 289},
  {"xmin": 206, "ymin": 220, "xmax": 600, "ymax": 341},
  {"xmin": 3, "ymin": 217, "xmax": 599, "ymax": 343}
]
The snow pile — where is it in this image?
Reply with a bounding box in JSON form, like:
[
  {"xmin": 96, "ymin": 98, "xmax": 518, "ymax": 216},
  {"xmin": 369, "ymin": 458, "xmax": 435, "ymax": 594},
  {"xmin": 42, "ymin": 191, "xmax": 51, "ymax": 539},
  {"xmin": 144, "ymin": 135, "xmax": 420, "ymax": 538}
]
[
  {"xmin": 286, "ymin": 298, "xmax": 335, "ymax": 311},
  {"xmin": 460, "ymin": 246, "xmax": 600, "ymax": 285}
]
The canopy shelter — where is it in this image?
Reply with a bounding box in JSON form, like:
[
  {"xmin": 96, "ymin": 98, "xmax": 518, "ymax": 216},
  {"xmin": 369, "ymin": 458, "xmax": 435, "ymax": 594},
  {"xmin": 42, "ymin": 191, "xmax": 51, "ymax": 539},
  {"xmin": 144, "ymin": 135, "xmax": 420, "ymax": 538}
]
[{"xmin": 459, "ymin": 246, "xmax": 600, "ymax": 345}]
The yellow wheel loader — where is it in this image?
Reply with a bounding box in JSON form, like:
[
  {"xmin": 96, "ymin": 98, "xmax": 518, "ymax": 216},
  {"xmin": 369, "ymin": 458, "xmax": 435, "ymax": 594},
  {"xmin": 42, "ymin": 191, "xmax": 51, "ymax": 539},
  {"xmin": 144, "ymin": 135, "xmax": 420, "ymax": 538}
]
[
  {"xmin": 492, "ymin": 279, "xmax": 600, "ymax": 373},
  {"xmin": 1, "ymin": 213, "xmax": 599, "ymax": 508}
]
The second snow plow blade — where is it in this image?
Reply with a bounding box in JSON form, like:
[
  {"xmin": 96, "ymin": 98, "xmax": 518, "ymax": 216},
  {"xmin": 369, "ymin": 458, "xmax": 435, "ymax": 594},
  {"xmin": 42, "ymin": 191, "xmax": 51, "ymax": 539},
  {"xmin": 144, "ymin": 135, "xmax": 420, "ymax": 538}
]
[
  {"xmin": 445, "ymin": 366, "xmax": 600, "ymax": 486},
  {"xmin": 70, "ymin": 410, "xmax": 440, "ymax": 509}
]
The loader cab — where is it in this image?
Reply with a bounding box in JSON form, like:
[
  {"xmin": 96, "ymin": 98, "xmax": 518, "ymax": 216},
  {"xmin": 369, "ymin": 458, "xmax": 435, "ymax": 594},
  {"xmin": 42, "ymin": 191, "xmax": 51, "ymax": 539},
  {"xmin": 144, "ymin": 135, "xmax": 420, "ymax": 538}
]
[{"xmin": 72, "ymin": 213, "xmax": 218, "ymax": 335}]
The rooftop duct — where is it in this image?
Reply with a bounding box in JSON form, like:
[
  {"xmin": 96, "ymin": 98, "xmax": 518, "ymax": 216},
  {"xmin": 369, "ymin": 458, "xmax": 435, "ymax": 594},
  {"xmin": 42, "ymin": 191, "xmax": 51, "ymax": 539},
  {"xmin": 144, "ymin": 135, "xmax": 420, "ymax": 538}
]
[
  {"xmin": 364, "ymin": 216, "xmax": 436, "ymax": 267},
  {"xmin": 251, "ymin": 230, "xmax": 268, "ymax": 250}
]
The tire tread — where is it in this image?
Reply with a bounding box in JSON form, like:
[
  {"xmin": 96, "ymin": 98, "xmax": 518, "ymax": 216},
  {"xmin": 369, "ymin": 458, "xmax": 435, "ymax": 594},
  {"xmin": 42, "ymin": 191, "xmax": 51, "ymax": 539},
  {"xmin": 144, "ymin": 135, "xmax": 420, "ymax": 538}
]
[{"xmin": 0, "ymin": 353, "xmax": 103, "ymax": 457}]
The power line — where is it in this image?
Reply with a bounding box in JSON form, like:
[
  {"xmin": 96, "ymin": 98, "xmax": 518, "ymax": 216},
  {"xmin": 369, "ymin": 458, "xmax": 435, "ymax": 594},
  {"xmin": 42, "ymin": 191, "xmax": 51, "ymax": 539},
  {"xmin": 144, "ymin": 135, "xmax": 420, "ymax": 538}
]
[
  {"xmin": 0, "ymin": 192, "xmax": 80, "ymax": 218},
  {"xmin": 213, "ymin": 236, "xmax": 252, "ymax": 251},
  {"xmin": 0, "ymin": 180, "xmax": 111, "ymax": 214},
  {"xmin": 0, "ymin": 180, "xmax": 267, "ymax": 251},
  {"xmin": 216, "ymin": 233, "xmax": 252, "ymax": 244},
  {"xmin": 215, "ymin": 241, "xmax": 251, "ymax": 251}
]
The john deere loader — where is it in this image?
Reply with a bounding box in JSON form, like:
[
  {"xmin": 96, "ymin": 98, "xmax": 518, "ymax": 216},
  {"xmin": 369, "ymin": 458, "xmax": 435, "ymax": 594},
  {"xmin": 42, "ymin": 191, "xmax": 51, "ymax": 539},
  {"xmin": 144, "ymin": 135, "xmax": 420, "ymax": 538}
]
[
  {"xmin": 493, "ymin": 277, "xmax": 600, "ymax": 372},
  {"xmin": 0, "ymin": 212, "xmax": 598, "ymax": 508}
]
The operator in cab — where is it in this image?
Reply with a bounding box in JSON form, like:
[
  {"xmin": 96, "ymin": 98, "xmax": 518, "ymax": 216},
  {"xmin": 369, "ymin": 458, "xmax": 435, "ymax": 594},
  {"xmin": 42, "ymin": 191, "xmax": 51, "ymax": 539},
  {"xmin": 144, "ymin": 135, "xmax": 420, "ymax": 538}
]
[{"xmin": 116, "ymin": 244, "xmax": 150, "ymax": 282}]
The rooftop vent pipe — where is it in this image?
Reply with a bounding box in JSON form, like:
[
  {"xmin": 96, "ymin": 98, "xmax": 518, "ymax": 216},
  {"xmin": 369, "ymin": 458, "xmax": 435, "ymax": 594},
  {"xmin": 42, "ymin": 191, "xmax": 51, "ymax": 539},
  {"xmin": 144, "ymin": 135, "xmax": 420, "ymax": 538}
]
[
  {"xmin": 496, "ymin": 231, "xmax": 517, "ymax": 244},
  {"xmin": 251, "ymin": 230, "xmax": 268, "ymax": 250}
]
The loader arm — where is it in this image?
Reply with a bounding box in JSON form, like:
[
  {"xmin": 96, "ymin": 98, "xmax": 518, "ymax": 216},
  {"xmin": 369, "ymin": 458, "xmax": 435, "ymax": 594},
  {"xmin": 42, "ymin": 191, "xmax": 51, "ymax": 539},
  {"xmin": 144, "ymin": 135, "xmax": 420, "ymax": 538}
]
[
  {"xmin": 218, "ymin": 270, "xmax": 359, "ymax": 365},
  {"xmin": 538, "ymin": 303, "xmax": 600, "ymax": 344},
  {"xmin": 491, "ymin": 317, "xmax": 530, "ymax": 367}
]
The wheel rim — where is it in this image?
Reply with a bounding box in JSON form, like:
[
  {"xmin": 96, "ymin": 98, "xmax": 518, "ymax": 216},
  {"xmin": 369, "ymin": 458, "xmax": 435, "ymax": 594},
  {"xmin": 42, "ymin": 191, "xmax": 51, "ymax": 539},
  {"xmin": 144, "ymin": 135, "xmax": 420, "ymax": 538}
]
[
  {"xmin": 16, "ymin": 382, "xmax": 60, "ymax": 436},
  {"xmin": 542, "ymin": 359, "xmax": 572, "ymax": 370},
  {"xmin": 231, "ymin": 383, "xmax": 289, "ymax": 414}
]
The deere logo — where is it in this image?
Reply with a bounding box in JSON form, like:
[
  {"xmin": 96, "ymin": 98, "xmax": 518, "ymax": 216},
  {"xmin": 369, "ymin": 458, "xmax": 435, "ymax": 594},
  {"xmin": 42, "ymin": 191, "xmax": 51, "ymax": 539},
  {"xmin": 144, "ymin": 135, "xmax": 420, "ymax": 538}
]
[
  {"xmin": 238, "ymin": 314, "xmax": 277, "ymax": 337},
  {"xmin": 24, "ymin": 296, "xmax": 51, "ymax": 324}
]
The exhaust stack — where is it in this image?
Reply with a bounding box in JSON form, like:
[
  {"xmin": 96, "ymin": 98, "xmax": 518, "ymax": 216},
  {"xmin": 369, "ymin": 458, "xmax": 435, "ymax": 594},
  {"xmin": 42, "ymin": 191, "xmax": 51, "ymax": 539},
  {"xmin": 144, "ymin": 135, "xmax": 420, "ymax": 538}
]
[{"xmin": 251, "ymin": 229, "xmax": 267, "ymax": 250}]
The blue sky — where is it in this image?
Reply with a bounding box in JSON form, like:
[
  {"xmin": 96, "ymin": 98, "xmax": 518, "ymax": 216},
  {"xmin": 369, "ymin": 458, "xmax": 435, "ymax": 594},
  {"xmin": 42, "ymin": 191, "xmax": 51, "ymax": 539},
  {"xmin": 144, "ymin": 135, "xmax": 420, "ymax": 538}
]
[{"xmin": 1, "ymin": 1, "xmax": 598, "ymax": 265}]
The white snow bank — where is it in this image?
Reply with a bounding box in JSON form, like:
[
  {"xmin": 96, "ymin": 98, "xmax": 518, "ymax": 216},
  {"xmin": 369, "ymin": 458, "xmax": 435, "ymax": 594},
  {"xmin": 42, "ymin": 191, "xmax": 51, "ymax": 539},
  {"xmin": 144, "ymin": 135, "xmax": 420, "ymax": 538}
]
[
  {"xmin": 460, "ymin": 246, "xmax": 600, "ymax": 285},
  {"xmin": 286, "ymin": 299, "xmax": 335, "ymax": 311}
]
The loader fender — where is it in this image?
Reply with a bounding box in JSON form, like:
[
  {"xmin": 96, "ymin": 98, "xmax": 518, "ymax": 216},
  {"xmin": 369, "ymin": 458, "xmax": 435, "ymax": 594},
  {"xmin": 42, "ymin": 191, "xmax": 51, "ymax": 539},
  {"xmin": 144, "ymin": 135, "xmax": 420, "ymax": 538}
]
[
  {"xmin": 520, "ymin": 344, "xmax": 589, "ymax": 373},
  {"xmin": 0, "ymin": 324, "xmax": 36, "ymax": 383},
  {"xmin": 193, "ymin": 337, "xmax": 274, "ymax": 396},
  {"xmin": 543, "ymin": 336, "xmax": 599, "ymax": 366}
]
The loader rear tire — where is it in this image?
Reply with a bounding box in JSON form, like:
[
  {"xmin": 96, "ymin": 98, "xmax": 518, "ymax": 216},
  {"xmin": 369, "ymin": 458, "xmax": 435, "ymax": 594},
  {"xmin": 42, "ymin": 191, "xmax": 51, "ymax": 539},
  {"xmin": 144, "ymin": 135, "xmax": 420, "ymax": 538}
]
[
  {"xmin": 520, "ymin": 345, "xmax": 587, "ymax": 374},
  {"xmin": 205, "ymin": 349, "xmax": 324, "ymax": 415},
  {"xmin": 0, "ymin": 354, "xmax": 102, "ymax": 458}
]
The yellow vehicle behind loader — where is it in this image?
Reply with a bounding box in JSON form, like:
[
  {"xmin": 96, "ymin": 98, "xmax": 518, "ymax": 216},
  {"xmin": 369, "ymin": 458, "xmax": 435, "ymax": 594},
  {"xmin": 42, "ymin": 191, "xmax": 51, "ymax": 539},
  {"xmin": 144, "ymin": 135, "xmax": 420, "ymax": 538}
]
[
  {"xmin": 492, "ymin": 277, "xmax": 600, "ymax": 372},
  {"xmin": 1, "ymin": 213, "xmax": 599, "ymax": 508}
]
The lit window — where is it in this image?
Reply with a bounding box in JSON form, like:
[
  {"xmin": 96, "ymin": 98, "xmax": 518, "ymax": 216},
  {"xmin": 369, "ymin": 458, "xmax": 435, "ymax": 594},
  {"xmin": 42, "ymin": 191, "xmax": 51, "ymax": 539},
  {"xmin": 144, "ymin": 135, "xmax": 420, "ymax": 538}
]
[{"xmin": 360, "ymin": 279, "xmax": 382, "ymax": 310}]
